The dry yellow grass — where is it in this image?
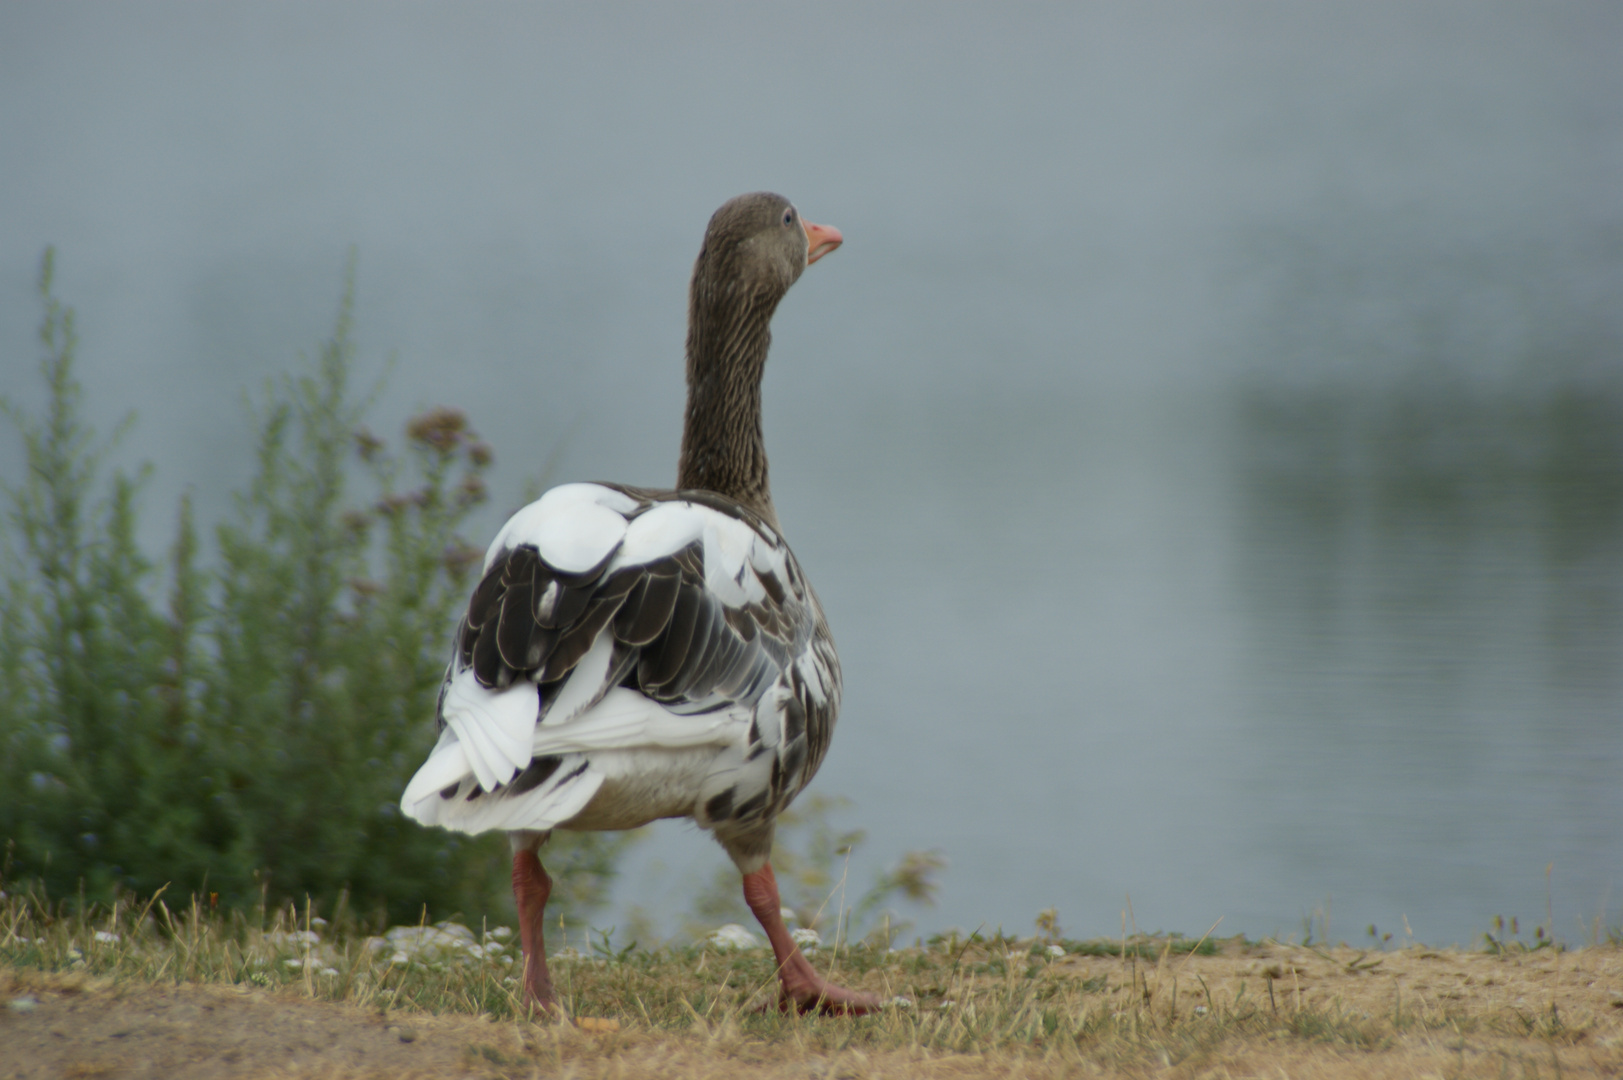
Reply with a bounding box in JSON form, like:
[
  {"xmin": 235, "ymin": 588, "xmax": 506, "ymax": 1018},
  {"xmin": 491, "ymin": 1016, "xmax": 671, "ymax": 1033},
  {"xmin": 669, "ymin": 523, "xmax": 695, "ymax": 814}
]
[{"xmin": 3, "ymin": 893, "xmax": 1620, "ymax": 1077}]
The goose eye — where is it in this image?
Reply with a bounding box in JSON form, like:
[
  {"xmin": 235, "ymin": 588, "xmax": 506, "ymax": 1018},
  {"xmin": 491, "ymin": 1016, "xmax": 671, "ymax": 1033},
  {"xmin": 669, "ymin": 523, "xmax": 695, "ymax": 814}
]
[{"xmin": 782, "ymin": 209, "xmax": 795, "ymax": 227}]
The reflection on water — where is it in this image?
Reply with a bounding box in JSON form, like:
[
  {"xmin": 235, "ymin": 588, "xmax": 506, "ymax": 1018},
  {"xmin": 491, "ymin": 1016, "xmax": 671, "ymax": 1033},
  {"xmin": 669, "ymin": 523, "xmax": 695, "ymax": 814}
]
[{"xmin": 1227, "ymin": 381, "xmax": 1622, "ymax": 941}]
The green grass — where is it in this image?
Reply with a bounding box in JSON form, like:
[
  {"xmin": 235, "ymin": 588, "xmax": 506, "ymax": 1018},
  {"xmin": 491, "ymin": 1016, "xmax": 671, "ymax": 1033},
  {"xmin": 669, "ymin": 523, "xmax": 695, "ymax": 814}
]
[{"xmin": 6, "ymin": 885, "xmax": 1612, "ymax": 1071}]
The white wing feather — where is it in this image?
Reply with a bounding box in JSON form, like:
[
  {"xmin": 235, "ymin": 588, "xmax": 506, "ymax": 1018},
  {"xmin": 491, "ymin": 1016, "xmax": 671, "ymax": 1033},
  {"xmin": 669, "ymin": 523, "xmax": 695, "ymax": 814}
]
[{"xmin": 438, "ymin": 671, "xmax": 535, "ymax": 791}]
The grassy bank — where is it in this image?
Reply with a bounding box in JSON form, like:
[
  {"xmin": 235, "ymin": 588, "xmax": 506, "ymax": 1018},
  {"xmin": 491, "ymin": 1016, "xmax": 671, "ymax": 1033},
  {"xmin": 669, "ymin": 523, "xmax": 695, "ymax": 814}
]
[{"xmin": 3, "ymin": 890, "xmax": 1620, "ymax": 1078}]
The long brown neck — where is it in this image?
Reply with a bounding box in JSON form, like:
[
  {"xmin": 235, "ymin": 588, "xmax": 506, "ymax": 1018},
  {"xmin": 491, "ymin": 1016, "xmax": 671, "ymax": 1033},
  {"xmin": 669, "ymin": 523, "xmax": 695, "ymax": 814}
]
[{"xmin": 676, "ymin": 274, "xmax": 781, "ymax": 527}]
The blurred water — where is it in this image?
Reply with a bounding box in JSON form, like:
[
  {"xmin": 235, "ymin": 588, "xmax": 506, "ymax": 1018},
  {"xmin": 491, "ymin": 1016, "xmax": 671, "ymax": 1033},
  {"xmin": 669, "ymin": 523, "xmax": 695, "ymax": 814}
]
[
  {"xmin": 621, "ymin": 383, "xmax": 1623, "ymax": 947},
  {"xmin": 1, "ymin": 2, "xmax": 1618, "ymax": 944}
]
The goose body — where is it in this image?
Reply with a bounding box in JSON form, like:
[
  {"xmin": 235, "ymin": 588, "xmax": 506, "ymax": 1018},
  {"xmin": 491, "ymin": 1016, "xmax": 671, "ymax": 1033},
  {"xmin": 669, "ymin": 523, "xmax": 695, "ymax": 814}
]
[
  {"xmin": 401, "ymin": 193, "xmax": 875, "ymax": 1015},
  {"xmin": 400, "ymin": 481, "xmax": 837, "ymax": 857}
]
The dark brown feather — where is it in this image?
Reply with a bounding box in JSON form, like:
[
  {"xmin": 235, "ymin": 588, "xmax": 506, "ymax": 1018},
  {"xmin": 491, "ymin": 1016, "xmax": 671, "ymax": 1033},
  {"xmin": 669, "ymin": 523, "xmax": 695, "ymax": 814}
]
[
  {"xmin": 640, "ymin": 580, "xmax": 704, "ymax": 691},
  {"xmin": 783, "ymin": 694, "xmax": 806, "ymax": 744},
  {"xmin": 539, "ymin": 592, "xmax": 626, "ymax": 683},
  {"xmin": 467, "ymin": 558, "xmax": 509, "ymax": 628},
  {"xmin": 510, "ymin": 753, "xmax": 563, "ymax": 795},
  {"xmin": 613, "ymin": 556, "xmax": 683, "ymax": 646},
  {"xmin": 472, "ymin": 618, "xmax": 508, "ymax": 689},
  {"xmin": 758, "ymin": 569, "xmax": 787, "ymax": 606},
  {"xmin": 496, "ymin": 580, "xmax": 537, "ymax": 670},
  {"xmin": 662, "ymin": 594, "xmax": 719, "ymax": 699},
  {"xmin": 534, "ymin": 573, "xmax": 596, "ymax": 629}
]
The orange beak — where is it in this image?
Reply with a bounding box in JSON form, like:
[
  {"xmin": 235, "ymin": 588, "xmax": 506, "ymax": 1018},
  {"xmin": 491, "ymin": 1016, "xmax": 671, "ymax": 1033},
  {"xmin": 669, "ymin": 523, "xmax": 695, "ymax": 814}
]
[{"xmin": 803, "ymin": 219, "xmax": 843, "ymax": 265}]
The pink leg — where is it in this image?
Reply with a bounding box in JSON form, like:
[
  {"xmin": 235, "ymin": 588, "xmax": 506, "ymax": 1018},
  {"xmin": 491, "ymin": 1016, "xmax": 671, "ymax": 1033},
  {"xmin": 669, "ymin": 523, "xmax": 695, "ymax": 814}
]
[
  {"xmin": 742, "ymin": 862, "xmax": 881, "ymax": 1015},
  {"xmin": 512, "ymin": 849, "xmax": 560, "ymax": 1015}
]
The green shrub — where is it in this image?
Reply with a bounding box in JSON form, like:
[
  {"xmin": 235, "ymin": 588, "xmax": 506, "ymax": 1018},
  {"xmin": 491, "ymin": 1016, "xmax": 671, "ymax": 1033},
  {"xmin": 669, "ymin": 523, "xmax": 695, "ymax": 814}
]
[{"xmin": 0, "ymin": 249, "xmax": 629, "ymax": 927}]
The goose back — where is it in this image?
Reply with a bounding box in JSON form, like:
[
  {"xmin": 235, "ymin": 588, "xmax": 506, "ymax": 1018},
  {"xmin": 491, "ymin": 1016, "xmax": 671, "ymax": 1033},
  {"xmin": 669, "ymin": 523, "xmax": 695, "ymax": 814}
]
[{"xmin": 399, "ymin": 481, "xmax": 839, "ymax": 847}]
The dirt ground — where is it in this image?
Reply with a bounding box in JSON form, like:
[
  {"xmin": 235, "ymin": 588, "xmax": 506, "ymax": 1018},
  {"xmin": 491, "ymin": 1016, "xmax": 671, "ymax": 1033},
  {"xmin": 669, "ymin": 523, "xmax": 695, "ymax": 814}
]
[{"xmin": 4, "ymin": 944, "xmax": 1621, "ymax": 1079}]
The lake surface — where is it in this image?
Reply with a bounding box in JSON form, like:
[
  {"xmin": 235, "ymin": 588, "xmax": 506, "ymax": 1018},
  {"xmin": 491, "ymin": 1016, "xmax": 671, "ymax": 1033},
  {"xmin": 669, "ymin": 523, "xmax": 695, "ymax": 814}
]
[
  {"xmin": 1, "ymin": 2, "xmax": 1618, "ymax": 945},
  {"xmin": 614, "ymin": 381, "xmax": 1622, "ymax": 947}
]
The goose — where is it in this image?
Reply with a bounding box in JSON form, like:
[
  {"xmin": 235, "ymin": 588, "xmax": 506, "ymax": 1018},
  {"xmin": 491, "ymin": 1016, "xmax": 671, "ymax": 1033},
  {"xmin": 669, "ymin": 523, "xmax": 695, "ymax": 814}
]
[{"xmin": 401, "ymin": 192, "xmax": 878, "ymax": 1016}]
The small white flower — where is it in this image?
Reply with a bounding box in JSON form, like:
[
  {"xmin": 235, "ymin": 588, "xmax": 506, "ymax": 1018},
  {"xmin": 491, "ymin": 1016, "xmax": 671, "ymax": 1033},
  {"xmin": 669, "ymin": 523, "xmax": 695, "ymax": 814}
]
[
  {"xmin": 93, "ymin": 931, "xmax": 121, "ymax": 944},
  {"xmin": 318, "ymin": 967, "xmax": 339, "ymax": 978},
  {"xmin": 707, "ymin": 924, "xmax": 761, "ymax": 950},
  {"xmin": 1046, "ymin": 944, "xmax": 1065, "ymax": 958},
  {"xmin": 790, "ymin": 927, "xmax": 822, "ymax": 949},
  {"xmin": 938, "ymin": 1000, "xmax": 955, "ymax": 1010},
  {"xmin": 886, "ymin": 996, "xmax": 914, "ymax": 1009},
  {"xmin": 487, "ymin": 926, "xmax": 514, "ymax": 941},
  {"xmin": 1193, "ymin": 1005, "xmax": 1209, "ymax": 1016},
  {"xmin": 285, "ymin": 959, "xmax": 305, "ymax": 970},
  {"xmin": 389, "ymin": 952, "xmax": 411, "ymax": 965}
]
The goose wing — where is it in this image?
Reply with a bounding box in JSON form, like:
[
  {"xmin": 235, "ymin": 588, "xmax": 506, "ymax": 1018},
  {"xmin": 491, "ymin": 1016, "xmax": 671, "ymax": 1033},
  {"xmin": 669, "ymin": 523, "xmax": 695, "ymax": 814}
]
[{"xmin": 399, "ymin": 482, "xmax": 838, "ymax": 832}]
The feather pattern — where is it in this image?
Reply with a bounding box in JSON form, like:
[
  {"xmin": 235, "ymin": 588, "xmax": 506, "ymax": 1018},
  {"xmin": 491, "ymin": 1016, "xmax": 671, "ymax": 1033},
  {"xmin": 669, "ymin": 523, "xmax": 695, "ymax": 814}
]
[{"xmin": 400, "ymin": 481, "xmax": 840, "ymax": 839}]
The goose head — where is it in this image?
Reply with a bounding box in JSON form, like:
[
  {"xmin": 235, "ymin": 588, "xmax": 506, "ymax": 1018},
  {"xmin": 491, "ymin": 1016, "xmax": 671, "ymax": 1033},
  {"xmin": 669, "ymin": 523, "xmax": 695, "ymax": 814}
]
[{"xmin": 690, "ymin": 192, "xmax": 843, "ymax": 309}]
